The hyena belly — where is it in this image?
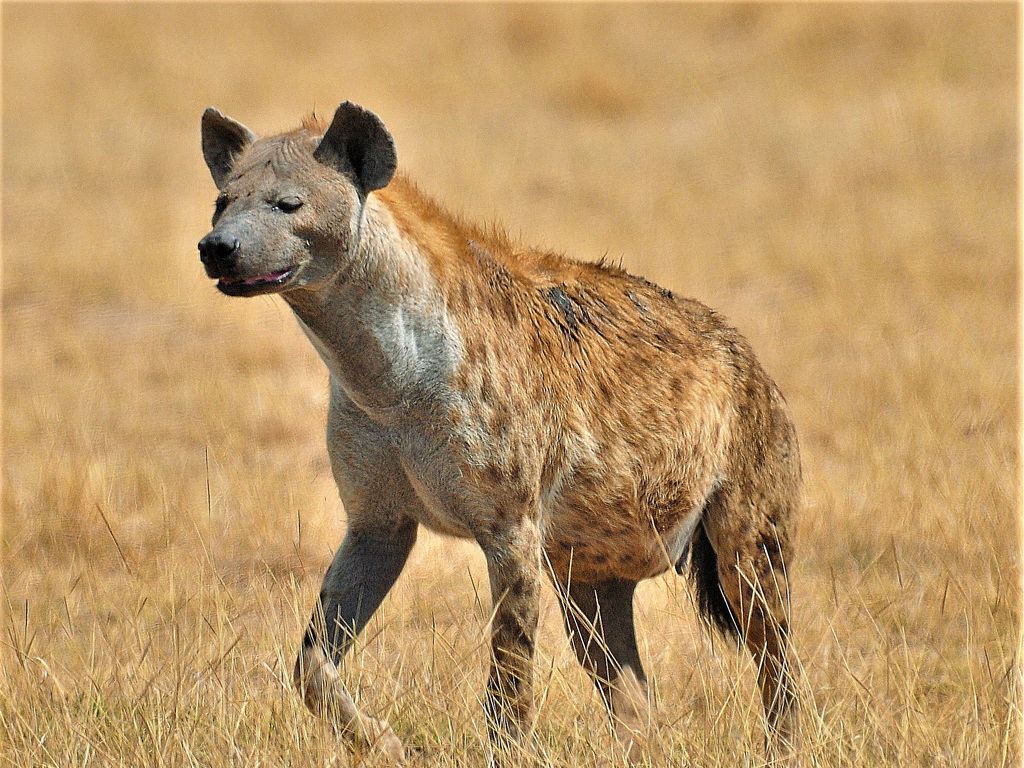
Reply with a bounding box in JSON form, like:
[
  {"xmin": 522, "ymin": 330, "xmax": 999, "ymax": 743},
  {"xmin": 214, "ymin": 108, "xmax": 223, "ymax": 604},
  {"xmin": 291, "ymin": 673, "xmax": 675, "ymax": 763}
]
[
  {"xmin": 539, "ymin": 395, "xmax": 734, "ymax": 585},
  {"xmin": 543, "ymin": 499, "xmax": 707, "ymax": 584},
  {"xmin": 543, "ymin": 471, "xmax": 721, "ymax": 584}
]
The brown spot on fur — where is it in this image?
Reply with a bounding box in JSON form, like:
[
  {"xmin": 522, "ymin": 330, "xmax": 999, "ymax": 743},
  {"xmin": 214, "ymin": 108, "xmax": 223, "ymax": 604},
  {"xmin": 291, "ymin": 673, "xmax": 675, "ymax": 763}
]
[
  {"xmin": 485, "ymin": 463, "xmax": 504, "ymax": 485},
  {"xmin": 479, "ymin": 372, "xmax": 495, "ymax": 404},
  {"xmin": 514, "ymin": 486, "xmax": 533, "ymax": 506},
  {"xmin": 458, "ymin": 281, "xmax": 472, "ymax": 308},
  {"xmin": 492, "ymin": 408, "xmax": 510, "ymax": 437}
]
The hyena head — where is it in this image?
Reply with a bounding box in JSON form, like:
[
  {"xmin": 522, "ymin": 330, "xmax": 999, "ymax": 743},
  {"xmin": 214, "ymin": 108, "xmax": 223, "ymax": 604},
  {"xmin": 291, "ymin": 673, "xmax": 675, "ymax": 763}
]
[{"xmin": 198, "ymin": 101, "xmax": 396, "ymax": 297}]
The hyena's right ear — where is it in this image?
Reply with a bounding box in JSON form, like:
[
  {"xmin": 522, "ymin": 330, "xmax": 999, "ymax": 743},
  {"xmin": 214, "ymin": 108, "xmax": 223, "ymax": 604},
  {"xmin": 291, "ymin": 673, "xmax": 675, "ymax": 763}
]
[{"xmin": 201, "ymin": 108, "xmax": 256, "ymax": 190}]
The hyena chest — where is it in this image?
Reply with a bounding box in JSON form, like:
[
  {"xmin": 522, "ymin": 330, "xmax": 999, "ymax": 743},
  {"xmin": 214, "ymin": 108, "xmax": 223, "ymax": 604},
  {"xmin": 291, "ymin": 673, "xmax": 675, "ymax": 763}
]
[
  {"xmin": 327, "ymin": 382, "xmax": 478, "ymax": 539},
  {"xmin": 394, "ymin": 433, "xmax": 477, "ymax": 539}
]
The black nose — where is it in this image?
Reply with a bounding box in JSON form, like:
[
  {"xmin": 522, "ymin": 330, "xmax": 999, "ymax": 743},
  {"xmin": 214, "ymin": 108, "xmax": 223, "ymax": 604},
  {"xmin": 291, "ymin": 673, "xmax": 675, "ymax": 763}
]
[{"xmin": 198, "ymin": 233, "xmax": 240, "ymax": 268}]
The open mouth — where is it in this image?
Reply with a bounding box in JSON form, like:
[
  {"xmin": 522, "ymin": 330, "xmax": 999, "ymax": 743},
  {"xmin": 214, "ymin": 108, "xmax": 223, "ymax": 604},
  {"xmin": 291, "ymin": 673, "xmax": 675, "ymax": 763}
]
[{"xmin": 216, "ymin": 266, "xmax": 298, "ymax": 296}]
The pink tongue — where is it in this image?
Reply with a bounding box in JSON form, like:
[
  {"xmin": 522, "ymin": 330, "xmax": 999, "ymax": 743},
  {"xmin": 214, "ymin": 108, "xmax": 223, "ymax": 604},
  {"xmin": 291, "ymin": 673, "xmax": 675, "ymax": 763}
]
[{"xmin": 242, "ymin": 269, "xmax": 288, "ymax": 285}]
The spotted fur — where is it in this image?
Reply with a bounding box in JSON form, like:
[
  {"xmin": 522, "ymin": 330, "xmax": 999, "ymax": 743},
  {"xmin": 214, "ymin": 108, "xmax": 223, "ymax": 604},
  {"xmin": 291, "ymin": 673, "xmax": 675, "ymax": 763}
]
[{"xmin": 199, "ymin": 102, "xmax": 802, "ymax": 764}]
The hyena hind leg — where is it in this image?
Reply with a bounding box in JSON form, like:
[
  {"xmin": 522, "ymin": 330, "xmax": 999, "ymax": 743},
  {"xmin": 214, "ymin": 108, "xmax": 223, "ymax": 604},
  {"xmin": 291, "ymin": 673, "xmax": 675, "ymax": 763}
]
[
  {"xmin": 556, "ymin": 578, "xmax": 652, "ymax": 762},
  {"xmin": 689, "ymin": 485, "xmax": 799, "ymax": 762}
]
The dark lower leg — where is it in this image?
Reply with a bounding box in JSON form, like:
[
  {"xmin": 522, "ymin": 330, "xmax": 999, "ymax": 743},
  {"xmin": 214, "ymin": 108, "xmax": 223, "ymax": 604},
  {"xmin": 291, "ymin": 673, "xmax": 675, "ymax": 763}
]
[{"xmin": 560, "ymin": 579, "xmax": 651, "ymax": 758}]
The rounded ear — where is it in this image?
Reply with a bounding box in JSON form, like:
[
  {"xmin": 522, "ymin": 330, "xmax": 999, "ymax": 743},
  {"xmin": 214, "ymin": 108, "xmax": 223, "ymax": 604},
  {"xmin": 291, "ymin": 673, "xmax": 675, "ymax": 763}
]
[
  {"xmin": 314, "ymin": 101, "xmax": 397, "ymax": 196},
  {"xmin": 201, "ymin": 108, "xmax": 256, "ymax": 189}
]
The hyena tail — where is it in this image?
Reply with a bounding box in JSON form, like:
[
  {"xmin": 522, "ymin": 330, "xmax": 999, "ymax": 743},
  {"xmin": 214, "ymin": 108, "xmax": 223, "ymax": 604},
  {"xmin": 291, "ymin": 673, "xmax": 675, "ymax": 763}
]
[{"xmin": 686, "ymin": 497, "xmax": 741, "ymax": 642}]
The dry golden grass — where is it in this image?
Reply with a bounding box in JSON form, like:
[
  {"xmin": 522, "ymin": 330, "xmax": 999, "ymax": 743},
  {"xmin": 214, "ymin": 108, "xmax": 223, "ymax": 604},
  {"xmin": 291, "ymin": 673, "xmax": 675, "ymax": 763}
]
[{"xmin": 2, "ymin": 5, "xmax": 1019, "ymax": 766}]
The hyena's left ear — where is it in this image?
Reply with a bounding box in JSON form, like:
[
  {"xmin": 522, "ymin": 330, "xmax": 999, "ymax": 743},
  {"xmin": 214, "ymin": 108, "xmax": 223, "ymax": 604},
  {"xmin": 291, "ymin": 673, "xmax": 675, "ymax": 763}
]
[
  {"xmin": 201, "ymin": 108, "xmax": 256, "ymax": 190},
  {"xmin": 314, "ymin": 101, "xmax": 397, "ymax": 196}
]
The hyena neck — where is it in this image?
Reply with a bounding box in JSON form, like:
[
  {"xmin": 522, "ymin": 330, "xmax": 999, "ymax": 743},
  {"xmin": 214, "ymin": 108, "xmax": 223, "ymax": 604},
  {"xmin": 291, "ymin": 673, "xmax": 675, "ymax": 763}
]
[{"xmin": 283, "ymin": 189, "xmax": 462, "ymax": 421}]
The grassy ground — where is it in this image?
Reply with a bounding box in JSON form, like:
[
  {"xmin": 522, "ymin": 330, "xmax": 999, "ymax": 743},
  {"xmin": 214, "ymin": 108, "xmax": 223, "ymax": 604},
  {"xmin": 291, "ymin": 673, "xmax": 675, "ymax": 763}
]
[{"xmin": 2, "ymin": 5, "xmax": 1019, "ymax": 766}]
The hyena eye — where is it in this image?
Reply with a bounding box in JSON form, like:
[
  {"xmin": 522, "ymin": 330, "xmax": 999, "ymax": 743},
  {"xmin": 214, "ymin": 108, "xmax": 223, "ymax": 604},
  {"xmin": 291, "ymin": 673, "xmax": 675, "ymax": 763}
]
[
  {"xmin": 213, "ymin": 195, "xmax": 229, "ymax": 218},
  {"xmin": 275, "ymin": 196, "xmax": 303, "ymax": 213}
]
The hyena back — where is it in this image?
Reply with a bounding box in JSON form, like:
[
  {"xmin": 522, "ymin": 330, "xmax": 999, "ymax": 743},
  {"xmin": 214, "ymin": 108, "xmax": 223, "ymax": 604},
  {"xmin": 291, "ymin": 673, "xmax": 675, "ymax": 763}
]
[{"xmin": 199, "ymin": 102, "xmax": 801, "ymax": 764}]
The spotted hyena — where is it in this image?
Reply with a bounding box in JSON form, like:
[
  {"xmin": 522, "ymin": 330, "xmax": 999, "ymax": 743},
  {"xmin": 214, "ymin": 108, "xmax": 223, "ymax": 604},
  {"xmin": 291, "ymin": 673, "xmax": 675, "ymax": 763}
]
[{"xmin": 198, "ymin": 101, "xmax": 801, "ymax": 764}]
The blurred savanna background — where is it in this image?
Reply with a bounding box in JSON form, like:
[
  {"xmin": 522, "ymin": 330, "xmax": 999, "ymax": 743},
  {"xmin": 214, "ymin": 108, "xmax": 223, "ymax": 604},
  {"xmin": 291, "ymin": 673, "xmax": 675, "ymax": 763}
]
[{"xmin": 2, "ymin": 4, "xmax": 1019, "ymax": 766}]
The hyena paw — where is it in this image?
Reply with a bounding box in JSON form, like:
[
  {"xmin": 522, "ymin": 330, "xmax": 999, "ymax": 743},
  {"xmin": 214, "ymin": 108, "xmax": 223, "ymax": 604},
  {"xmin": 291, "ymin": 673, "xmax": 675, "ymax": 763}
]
[{"xmin": 359, "ymin": 716, "xmax": 405, "ymax": 763}]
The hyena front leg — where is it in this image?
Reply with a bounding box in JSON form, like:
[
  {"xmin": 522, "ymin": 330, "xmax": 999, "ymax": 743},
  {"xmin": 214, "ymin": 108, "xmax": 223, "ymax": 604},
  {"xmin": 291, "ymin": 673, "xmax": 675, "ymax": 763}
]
[
  {"xmin": 294, "ymin": 521, "xmax": 417, "ymax": 761},
  {"xmin": 478, "ymin": 518, "xmax": 542, "ymax": 764}
]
